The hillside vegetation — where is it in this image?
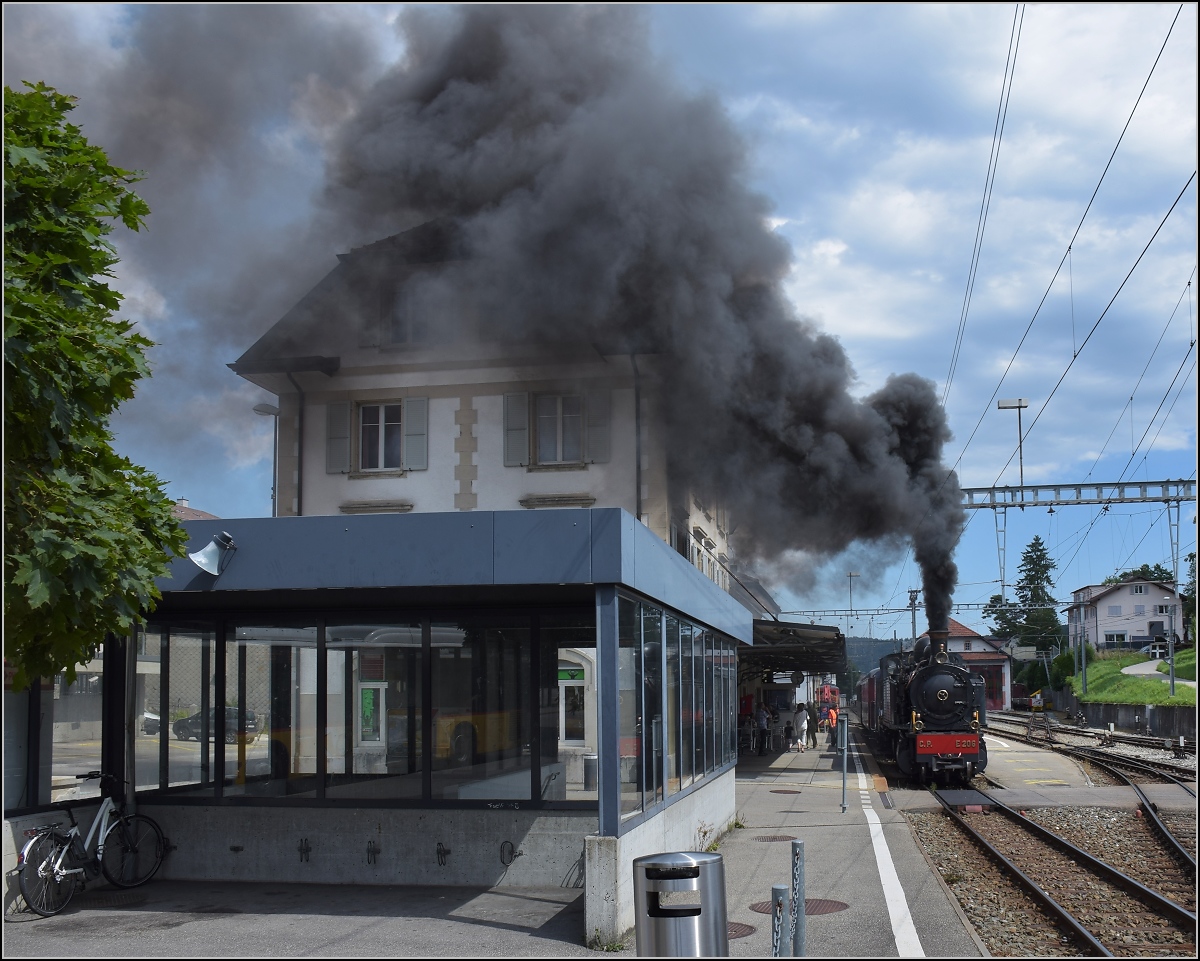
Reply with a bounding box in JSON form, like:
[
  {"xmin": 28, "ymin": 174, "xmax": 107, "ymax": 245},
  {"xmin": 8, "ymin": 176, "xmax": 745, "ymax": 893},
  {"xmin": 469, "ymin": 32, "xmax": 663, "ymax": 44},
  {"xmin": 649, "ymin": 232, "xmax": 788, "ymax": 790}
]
[{"xmin": 1069, "ymin": 651, "xmax": 1195, "ymax": 707}]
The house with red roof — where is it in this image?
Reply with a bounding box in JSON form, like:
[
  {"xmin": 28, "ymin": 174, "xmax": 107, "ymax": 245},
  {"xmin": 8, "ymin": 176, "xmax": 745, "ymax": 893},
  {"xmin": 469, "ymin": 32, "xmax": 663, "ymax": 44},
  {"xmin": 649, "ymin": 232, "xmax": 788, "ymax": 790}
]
[{"xmin": 918, "ymin": 617, "xmax": 1012, "ymax": 711}]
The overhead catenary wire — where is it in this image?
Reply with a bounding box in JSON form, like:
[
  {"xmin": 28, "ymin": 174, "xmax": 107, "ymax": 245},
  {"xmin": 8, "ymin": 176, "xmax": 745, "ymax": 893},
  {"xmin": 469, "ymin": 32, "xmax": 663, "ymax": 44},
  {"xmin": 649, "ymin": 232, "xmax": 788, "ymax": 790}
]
[
  {"xmin": 943, "ymin": 2, "xmax": 1024, "ymax": 411},
  {"xmin": 1080, "ymin": 270, "xmax": 1195, "ymax": 481},
  {"xmin": 944, "ymin": 2, "xmax": 1187, "ymax": 485}
]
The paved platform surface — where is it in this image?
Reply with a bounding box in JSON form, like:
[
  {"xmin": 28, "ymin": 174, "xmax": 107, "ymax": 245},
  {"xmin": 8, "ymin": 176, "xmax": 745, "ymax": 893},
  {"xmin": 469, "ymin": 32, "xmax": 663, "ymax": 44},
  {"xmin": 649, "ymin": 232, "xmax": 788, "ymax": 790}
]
[{"xmin": 6, "ymin": 729, "xmax": 1194, "ymax": 957}]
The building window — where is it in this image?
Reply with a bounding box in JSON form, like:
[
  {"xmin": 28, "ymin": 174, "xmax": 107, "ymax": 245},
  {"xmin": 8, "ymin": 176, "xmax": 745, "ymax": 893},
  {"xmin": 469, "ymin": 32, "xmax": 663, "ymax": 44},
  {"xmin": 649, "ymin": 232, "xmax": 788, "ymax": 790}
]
[
  {"xmin": 1156, "ymin": 604, "xmax": 1175, "ymax": 615},
  {"xmin": 1107, "ymin": 605, "xmax": 1122, "ymax": 617},
  {"xmin": 503, "ymin": 390, "xmax": 610, "ymax": 467},
  {"xmin": 962, "ymin": 641, "xmax": 972, "ymax": 651},
  {"xmin": 1131, "ymin": 584, "xmax": 1145, "ymax": 594},
  {"xmin": 381, "ymin": 282, "xmax": 431, "ymax": 347},
  {"xmin": 360, "ymin": 404, "xmax": 403, "ymax": 471},
  {"xmin": 326, "ymin": 399, "xmax": 428, "ymax": 474},
  {"xmin": 1104, "ymin": 632, "xmax": 1127, "ymax": 647},
  {"xmin": 536, "ymin": 394, "xmax": 583, "ymax": 464},
  {"xmin": 1134, "ymin": 605, "xmax": 1145, "ymax": 615}
]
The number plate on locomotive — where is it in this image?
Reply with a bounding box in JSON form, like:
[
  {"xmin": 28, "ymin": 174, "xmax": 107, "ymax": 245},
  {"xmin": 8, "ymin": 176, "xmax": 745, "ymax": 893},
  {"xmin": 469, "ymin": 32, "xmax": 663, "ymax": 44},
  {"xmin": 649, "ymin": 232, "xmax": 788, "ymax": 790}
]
[{"xmin": 915, "ymin": 734, "xmax": 978, "ymax": 754}]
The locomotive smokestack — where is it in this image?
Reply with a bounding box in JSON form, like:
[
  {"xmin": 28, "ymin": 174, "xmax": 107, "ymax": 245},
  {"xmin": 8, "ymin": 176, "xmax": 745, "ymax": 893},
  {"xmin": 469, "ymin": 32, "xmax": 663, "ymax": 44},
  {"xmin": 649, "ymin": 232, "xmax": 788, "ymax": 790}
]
[{"xmin": 927, "ymin": 628, "xmax": 950, "ymax": 663}]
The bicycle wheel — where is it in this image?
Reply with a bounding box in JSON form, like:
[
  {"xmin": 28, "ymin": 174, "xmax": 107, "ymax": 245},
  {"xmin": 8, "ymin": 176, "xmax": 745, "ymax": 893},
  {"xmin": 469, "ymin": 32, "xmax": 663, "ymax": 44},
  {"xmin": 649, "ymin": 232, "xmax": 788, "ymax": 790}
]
[
  {"xmin": 101, "ymin": 814, "xmax": 165, "ymax": 888},
  {"xmin": 19, "ymin": 834, "xmax": 77, "ymax": 917}
]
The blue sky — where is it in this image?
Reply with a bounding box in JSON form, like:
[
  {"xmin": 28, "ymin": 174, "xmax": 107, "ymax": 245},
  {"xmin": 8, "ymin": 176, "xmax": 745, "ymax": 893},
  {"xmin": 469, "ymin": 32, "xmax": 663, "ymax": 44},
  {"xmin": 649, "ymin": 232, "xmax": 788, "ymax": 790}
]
[{"xmin": 5, "ymin": 4, "xmax": 1196, "ymax": 637}]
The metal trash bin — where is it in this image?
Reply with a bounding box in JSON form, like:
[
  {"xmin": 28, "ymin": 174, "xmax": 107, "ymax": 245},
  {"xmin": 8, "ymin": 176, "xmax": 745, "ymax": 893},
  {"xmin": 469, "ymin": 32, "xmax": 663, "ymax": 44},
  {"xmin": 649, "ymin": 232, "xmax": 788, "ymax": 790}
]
[
  {"xmin": 583, "ymin": 754, "xmax": 598, "ymax": 792},
  {"xmin": 632, "ymin": 851, "xmax": 728, "ymax": 957}
]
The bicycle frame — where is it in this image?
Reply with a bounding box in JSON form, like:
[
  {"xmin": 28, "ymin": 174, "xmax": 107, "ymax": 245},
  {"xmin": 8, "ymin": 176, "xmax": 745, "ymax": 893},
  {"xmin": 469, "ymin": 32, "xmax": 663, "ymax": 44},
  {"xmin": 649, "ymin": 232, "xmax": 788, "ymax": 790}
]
[{"xmin": 37, "ymin": 794, "xmax": 119, "ymax": 881}]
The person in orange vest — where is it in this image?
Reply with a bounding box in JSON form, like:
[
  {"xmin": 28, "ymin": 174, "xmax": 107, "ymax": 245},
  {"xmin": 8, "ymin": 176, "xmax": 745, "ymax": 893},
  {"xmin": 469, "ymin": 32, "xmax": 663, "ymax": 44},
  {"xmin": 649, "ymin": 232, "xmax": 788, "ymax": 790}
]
[{"xmin": 826, "ymin": 704, "xmax": 839, "ymax": 748}]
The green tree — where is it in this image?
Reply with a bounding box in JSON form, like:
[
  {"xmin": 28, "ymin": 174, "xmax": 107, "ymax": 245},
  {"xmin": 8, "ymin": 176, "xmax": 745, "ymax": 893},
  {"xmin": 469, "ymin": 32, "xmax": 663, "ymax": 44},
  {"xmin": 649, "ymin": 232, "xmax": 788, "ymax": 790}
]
[
  {"xmin": 1182, "ymin": 551, "xmax": 1196, "ymax": 645},
  {"xmin": 983, "ymin": 535, "xmax": 1064, "ymax": 650},
  {"xmin": 1102, "ymin": 562, "xmax": 1175, "ymax": 585},
  {"xmin": 4, "ymin": 82, "xmax": 186, "ymax": 689}
]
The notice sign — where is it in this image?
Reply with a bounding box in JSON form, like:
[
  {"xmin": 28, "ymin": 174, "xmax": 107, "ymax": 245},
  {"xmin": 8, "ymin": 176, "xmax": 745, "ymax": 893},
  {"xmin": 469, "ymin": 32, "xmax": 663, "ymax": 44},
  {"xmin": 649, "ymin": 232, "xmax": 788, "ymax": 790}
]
[{"xmin": 915, "ymin": 733, "xmax": 979, "ymax": 754}]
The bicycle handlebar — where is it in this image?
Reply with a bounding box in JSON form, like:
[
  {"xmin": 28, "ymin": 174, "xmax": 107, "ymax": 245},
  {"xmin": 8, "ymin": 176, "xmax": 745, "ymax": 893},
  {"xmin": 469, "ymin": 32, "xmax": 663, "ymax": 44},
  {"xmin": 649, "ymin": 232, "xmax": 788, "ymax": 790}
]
[{"xmin": 75, "ymin": 771, "xmax": 103, "ymax": 780}]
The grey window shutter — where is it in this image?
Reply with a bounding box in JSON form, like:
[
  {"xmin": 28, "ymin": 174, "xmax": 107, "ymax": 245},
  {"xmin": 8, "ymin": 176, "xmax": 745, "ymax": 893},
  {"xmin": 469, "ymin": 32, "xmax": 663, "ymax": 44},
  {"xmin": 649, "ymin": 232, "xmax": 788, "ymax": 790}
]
[
  {"xmin": 584, "ymin": 389, "xmax": 611, "ymax": 463},
  {"xmin": 402, "ymin": 396, "xmax": 428, "ymax": 471},
  {"xmin": 326, "ymin": 402, "xmax": 351, "ymax": 474},
  {"xmin": 504, "ymin": 392, "xmax": 529, "ymax": 467}
]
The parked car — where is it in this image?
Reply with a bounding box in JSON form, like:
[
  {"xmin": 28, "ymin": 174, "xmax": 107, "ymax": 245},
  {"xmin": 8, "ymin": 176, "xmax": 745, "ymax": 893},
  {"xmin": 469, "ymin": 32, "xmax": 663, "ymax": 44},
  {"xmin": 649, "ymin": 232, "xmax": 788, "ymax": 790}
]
[
  {"xmin": 173, "ymin": 707, "xmax": 259, "ymax": 743},
  {"xmin": 143, "ymin": 711, "xmax": 160, "ymax": 735}
]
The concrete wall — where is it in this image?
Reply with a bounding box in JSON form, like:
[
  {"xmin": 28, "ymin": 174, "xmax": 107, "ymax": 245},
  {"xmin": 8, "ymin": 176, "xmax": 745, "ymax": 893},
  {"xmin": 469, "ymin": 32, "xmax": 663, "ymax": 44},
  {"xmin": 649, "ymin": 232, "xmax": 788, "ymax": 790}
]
[
  {"xmin": 136, "ymin": 803, "xmax": 598, "ymax": 891},
  {"xmin": 3, "ymin": 803, "xmax": 102, "ymax": 914},
  {"xmin": 1053, "ymin": 690, "xmax": 1196, "ymax": 739},
  {"xmin": 585, "ymin": 767, "xmax": 737, "ymax": 945}
]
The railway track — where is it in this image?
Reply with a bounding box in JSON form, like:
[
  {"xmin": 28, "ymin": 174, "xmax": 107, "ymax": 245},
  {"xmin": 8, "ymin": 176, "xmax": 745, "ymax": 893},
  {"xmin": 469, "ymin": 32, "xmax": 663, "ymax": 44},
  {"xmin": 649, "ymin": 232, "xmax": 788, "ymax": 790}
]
[
  {"xmin": 935, "ymin": 790, "xmax": 1197, "ymax": 956},
  {"xmin": 986, "ymin": 714, "xmax": 1197, "ymax": 792}
]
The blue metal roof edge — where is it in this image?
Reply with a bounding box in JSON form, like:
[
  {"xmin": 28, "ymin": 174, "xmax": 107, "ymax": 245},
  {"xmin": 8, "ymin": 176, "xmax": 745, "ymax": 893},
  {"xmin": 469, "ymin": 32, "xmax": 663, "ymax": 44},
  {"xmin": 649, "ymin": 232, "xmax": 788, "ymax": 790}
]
[{"xmin": 159, "ymin": 508, "xmax": 752, "ymax": 643}]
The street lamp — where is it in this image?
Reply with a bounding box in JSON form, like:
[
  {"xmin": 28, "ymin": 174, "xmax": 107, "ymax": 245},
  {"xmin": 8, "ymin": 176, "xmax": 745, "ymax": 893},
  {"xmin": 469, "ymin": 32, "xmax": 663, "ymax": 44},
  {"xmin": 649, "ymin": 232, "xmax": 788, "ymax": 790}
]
[
  {"xmin": 253, "ymin": 403, "xmax": 280, "ymax": 517},
  {"xmin": 997, "ymin": 398, "xmax": 1030, "ymax": 487},
  {"xmin": 1163, "ymin": 595, "xmax": 1176, "ymax": 696}
]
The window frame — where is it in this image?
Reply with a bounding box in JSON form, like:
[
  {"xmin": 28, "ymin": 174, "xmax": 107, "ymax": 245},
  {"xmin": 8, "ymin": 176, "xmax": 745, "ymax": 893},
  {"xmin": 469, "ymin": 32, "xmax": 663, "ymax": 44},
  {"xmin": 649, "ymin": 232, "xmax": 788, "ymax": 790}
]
[
  {"xmin": 358, "ymin": 402, "xmax": 405, "ymax": 472},
  {"xmin": 535, "ymin": 392, "xmax": 584, "ymax": 465}
]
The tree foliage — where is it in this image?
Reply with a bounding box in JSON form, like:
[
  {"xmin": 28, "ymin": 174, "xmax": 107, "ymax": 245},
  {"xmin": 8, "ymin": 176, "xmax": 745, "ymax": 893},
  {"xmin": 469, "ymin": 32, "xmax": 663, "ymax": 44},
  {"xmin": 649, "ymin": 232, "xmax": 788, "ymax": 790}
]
[
  {"xmin": 983, "ymin": 535, "xmax": 1064, "ymax": 650},
  {"xmin": 1182, "ymin": 551, "xmax": 1196, "ymax": 644},
  {"xmin": 1102, "ymin": 562, "xmax": 1175, "ymax": 585},
  {"xmin": 4, "ymin": 82, "xmax": 186, "ymax": 689}
]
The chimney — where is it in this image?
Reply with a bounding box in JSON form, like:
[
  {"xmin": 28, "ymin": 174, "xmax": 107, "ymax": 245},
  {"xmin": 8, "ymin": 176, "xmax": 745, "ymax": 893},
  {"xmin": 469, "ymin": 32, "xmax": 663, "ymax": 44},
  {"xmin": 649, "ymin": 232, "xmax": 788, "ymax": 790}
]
[
  {"xmin": 927, "ymin": 628, "xmax": 950, "ymax": 663},
  {"xmin": 176, "ymin": 498, "xmax": 190, "ymax": 508}
]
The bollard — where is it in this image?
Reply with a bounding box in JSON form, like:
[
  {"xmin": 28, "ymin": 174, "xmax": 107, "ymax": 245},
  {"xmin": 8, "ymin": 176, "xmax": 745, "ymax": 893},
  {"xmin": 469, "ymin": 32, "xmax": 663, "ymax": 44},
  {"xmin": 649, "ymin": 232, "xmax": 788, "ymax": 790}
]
[
  {"xmin": 839, "ymin": 715, "xmax": 848, "ymax": 814},
  {"xmin": 770, "ymin": 883, "xmax": 789, "ymax": 958},
  {"xmin": 790, "ymin": 839, "xmax": 806, "ymax": 957}
]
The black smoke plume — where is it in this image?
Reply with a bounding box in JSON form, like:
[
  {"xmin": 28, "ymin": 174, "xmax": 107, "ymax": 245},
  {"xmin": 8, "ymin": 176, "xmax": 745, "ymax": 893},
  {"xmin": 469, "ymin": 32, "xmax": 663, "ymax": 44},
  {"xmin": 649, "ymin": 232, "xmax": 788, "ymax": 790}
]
[{"xmin": 324, "ymin": 5, "xmax": 964, "ymax": 628}]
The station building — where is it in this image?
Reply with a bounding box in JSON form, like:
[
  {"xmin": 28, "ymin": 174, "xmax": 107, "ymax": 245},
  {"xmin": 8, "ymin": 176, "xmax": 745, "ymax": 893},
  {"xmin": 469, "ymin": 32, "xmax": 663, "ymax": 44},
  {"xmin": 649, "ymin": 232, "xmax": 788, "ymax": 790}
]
[{"xmin": 3, "ymin": 223, "xmax": 844, "ymax": 942}]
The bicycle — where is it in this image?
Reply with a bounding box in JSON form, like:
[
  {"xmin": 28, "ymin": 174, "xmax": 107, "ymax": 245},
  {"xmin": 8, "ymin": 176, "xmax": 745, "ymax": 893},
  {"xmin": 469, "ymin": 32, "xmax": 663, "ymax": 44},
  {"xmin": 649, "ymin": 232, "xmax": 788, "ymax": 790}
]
[{"xmin": 17, "ymin": 771, "xmax": 165, "ymax": 917}]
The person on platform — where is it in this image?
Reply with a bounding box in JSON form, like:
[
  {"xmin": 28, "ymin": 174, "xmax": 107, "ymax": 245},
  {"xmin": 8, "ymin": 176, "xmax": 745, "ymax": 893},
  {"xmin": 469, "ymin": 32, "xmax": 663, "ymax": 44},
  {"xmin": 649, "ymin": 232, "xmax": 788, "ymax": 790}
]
[
  {"xmin": 794, "ymin": 704, "xmax": 808, "ymax": 753},
  {"xmin": 806, "ymin": 702, "xmax": 819, "ymax": 750},
  {"xmin": 757, "ymin": 704, "xmax": 771, "ymax": 756},
  {"xmin": 826, "ymin": 704, "xmax": 840, "ymax": 748}
]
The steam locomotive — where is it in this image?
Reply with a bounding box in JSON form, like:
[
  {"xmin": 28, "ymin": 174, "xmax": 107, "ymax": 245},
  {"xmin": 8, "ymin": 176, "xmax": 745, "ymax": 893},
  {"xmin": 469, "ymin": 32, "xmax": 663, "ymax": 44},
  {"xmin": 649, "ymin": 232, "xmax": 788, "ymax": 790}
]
[{"xmin": 855, "ymin": 629, "xmax": 987, "ymax": 785}]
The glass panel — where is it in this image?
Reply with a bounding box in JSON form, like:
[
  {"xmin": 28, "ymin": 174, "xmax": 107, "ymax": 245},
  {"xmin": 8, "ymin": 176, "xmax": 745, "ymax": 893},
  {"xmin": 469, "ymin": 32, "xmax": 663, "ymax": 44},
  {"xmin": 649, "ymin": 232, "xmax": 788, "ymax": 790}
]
[
  {"xmin": 726, "ymin": 642, "xmax": 736, "ymax": 764},
  {"xmin": 134, "ymin": 626, "xmax": 164, "ymax": 794},
  {"xmin": 383, "ymin": 404, "xmax": 403, "ymax": 469},
  {"xmin": 618, "ymin": 597, "xmax": 642, "ymax": 817},
  {"xmin": 4, "ymin": 680, "xmax": 32, "ymax": 809},
  {"xmin": 222, "ymin": 624, "xmax": 317, "ymax": 798},
  {"xmin": 641, "ymin": 604, "xmax": 663, "ymax": 809},
  {"xmin": 563, "ymin": 686, "xmax": 585, "ymax": 741},
  {"xmin": 703, "ymin": 632, "xmax": 712, "ymax": 769},
  {"xmin": 360, "ymin": 405, "xmax": 380, "ymax": 470},
  {"xmin": 536, "ymin": 395, "xmax": 559, "ymax": 463},
  {"xmin": 665, "ymin": 615, "xmax": 680, "ymax": 797},
  {"xmin": 48, "ymin": 666, "xmax": 105, "ymax": 803},
  {"xmin": 561, "ymin": 395, "xmax": 582, "ymax": 462},
  {"xmin": 219, "ymin": 630, "xmax": 262, "ymax": 795},
  {"xmin": 323, "ymin": 622, "xmax": 423, "ymax": 801},
  {"xmin": 542, "ymin": 609, "xmax": 597, "ymax": 802},
  {"xmin": 166, "ymin": 625, "xmax": 216, "ymax": 795},
  {"xmin": 691, "ymin": 624, "xmax": 704, "ymax": 781},
  {"xmin": 679, "ymin": 622, "xmax": 694, "ymax": 789},
  {"xmin": 430, "ymin": 616, "xmax": 531, "ymax": 801}
]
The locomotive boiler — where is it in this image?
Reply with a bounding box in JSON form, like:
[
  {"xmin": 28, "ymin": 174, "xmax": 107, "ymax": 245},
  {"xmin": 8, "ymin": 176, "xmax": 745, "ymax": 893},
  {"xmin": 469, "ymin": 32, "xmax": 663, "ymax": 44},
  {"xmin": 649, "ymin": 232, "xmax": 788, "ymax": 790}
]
[{"xmin": 856, "ymin": 629, "xmax": 987, "ymax": 784}]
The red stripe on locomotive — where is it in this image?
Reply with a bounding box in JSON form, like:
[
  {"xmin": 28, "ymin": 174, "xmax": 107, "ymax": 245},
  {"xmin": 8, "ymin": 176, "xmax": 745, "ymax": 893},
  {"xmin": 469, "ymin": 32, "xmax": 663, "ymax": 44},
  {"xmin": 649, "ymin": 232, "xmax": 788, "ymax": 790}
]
[{"xmin": 915, "ymin": 734, "xmax": 979, "ymax": 754}]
